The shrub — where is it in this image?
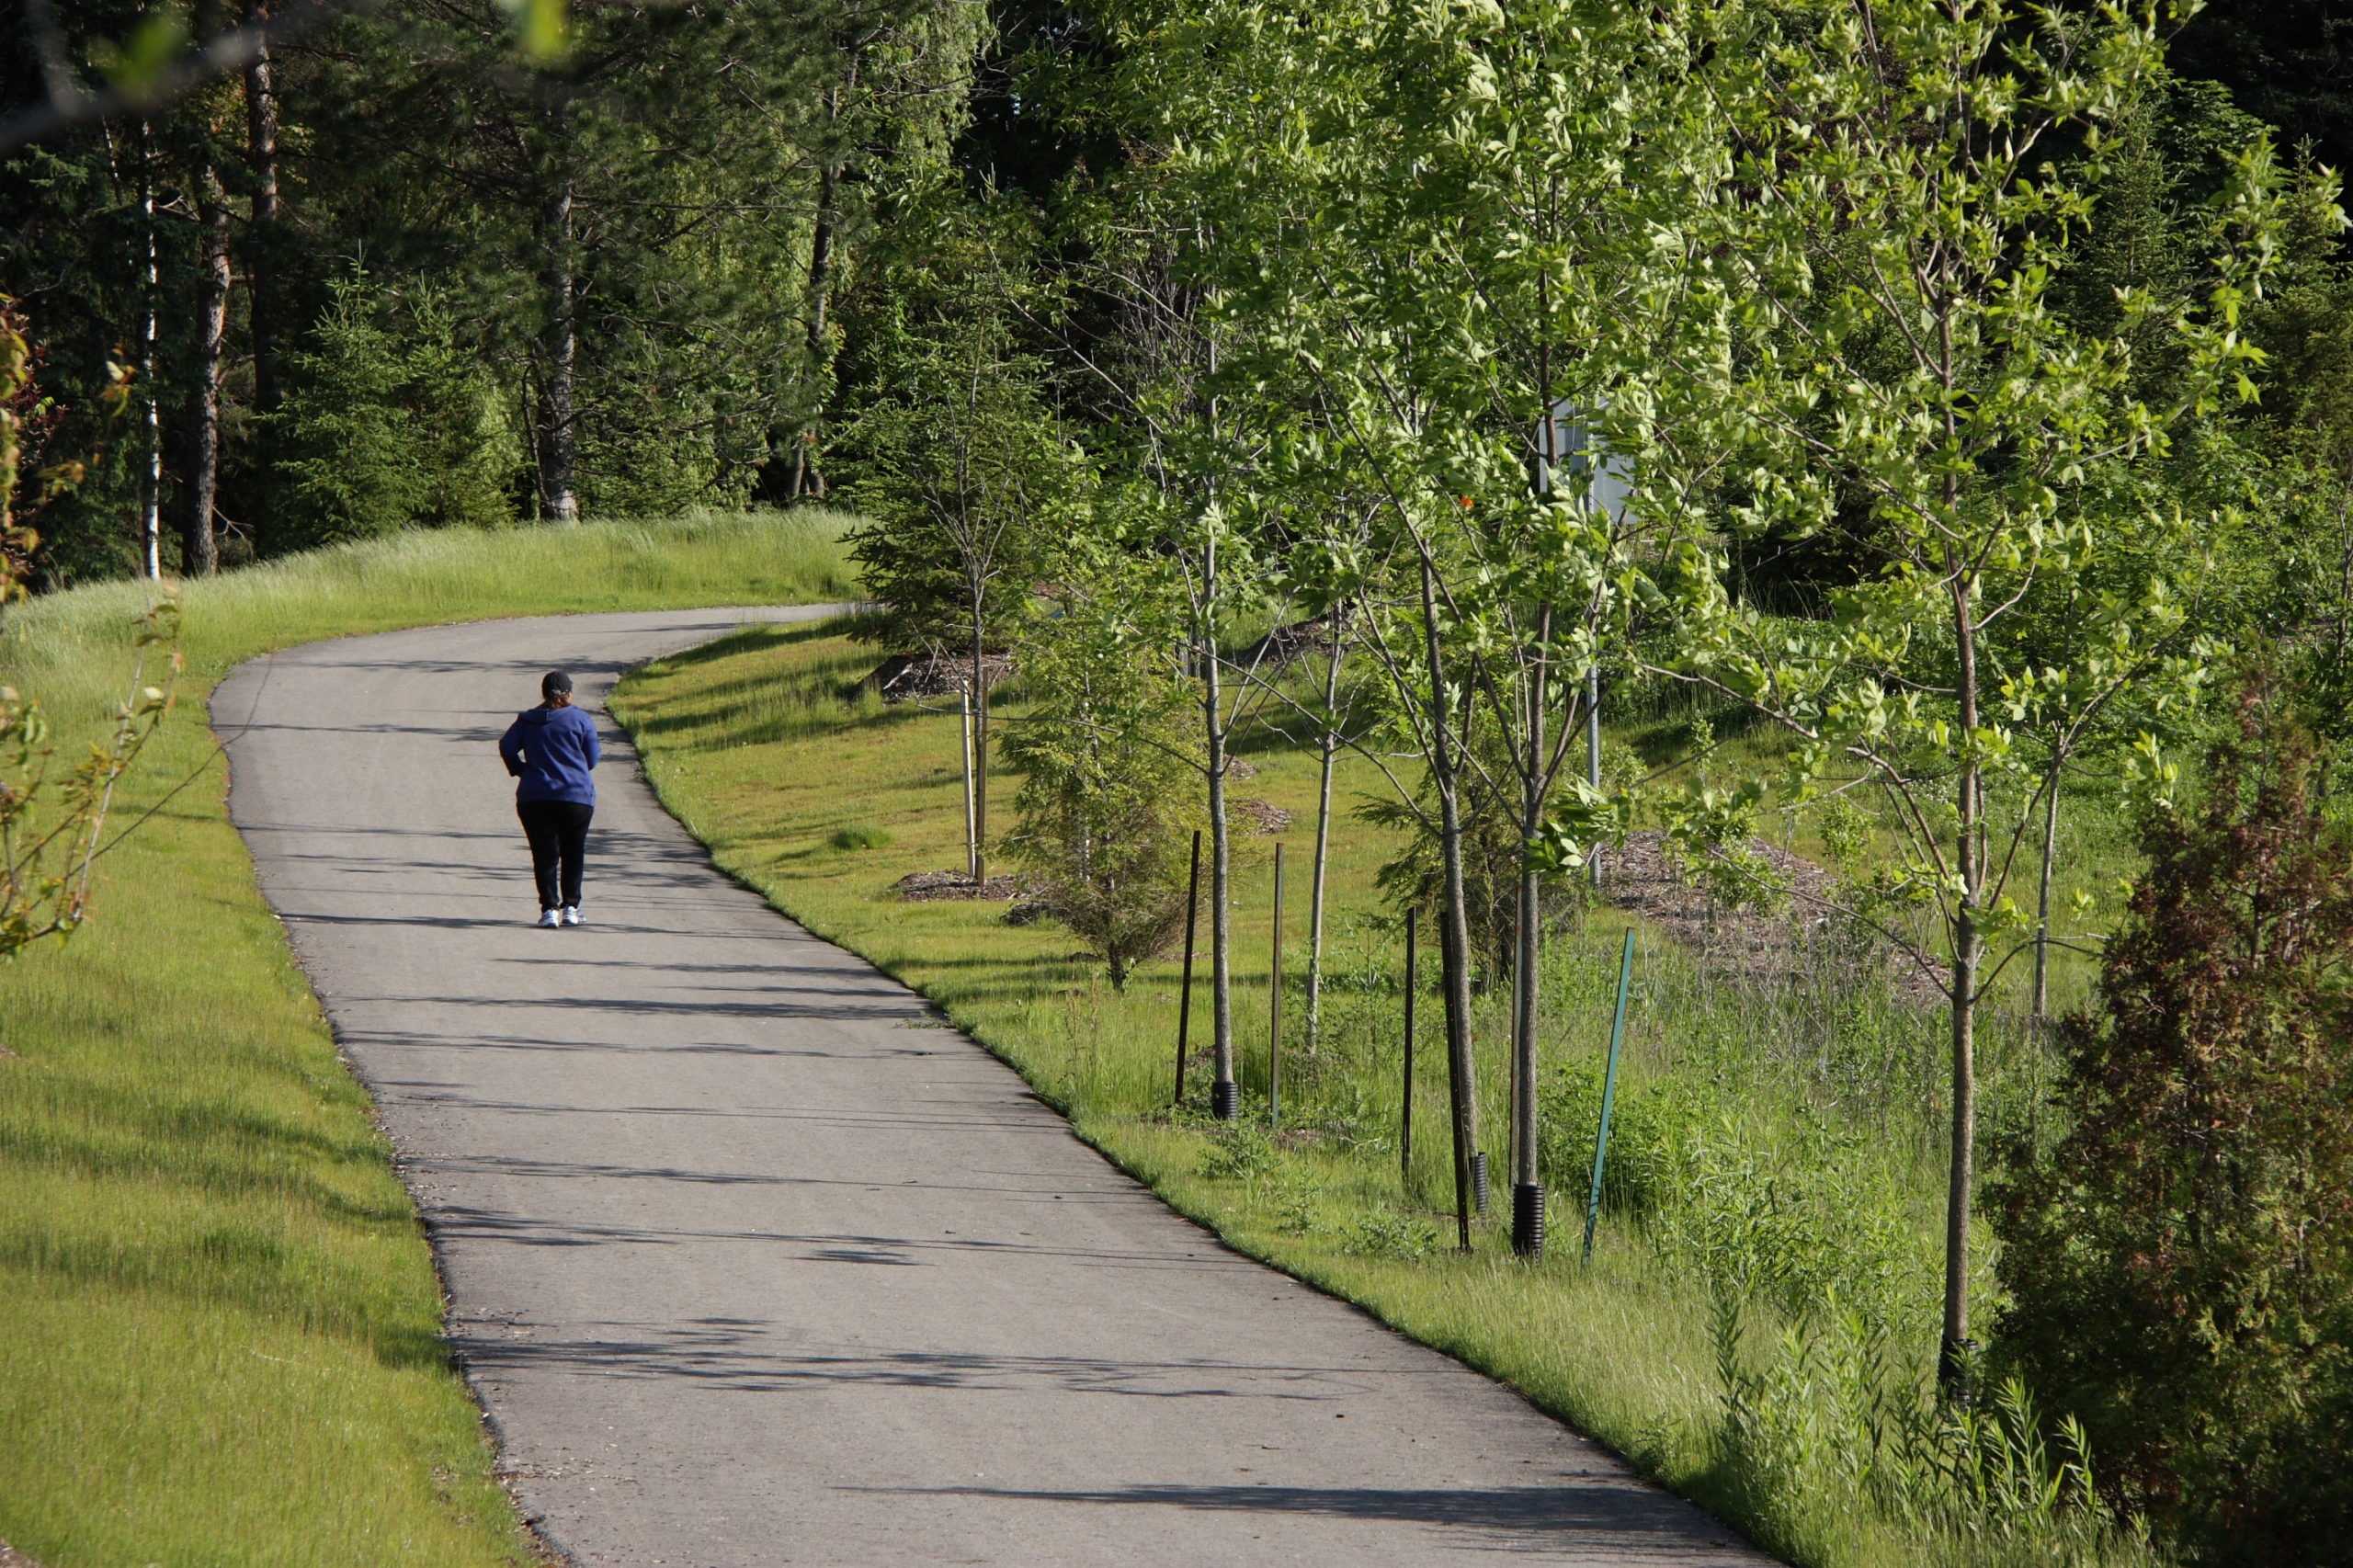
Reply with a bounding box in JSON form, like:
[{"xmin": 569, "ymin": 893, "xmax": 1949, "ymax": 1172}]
[
  {"xmin": 1994, "ymin": 684, "xmax": 2353, "ymax": 1564},
  {"xmin": 999, "ymin": 574, "xmax": 1203, "ymax": 989},
  {"xmin": 271, "ymin": 267, "xmax": 519, "ymax": 547}
]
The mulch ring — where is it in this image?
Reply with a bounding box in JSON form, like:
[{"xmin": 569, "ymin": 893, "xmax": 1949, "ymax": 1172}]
[
  {"xmin": 1601, "ymin": 828, "xmax": 1947, "ymax": 1007},
  {"xmin": 896, "ymin": 869, "xmax": 1029, "ymax": 903},
  {"xmin": 860, "ymin": 652, "xmax": 1017, "ymax": 704},
  {"xmin": 2, "ymin": 1542, "xmax": 46, "ymax": 1568}
]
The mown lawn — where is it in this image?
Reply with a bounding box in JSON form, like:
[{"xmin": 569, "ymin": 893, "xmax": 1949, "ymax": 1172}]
[{"xmin": 0, "ymin": 511, "xmax": 855, "ymax": 1568}]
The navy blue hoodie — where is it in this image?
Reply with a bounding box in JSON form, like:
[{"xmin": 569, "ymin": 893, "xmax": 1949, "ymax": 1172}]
[{"xmin": 499, "ymin": 704, "xmax": 600, "ymax": 805}]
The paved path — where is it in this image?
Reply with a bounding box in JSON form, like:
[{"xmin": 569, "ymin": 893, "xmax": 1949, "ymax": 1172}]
[{"xmin": 217, "ymin": 608, "xmax": 1763, "ymax": 1568}]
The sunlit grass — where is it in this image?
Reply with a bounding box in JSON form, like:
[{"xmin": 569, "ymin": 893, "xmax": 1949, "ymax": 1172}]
[{"xmin": 0, "ymin": 509, "xmax": 855, "ymax": 1568}]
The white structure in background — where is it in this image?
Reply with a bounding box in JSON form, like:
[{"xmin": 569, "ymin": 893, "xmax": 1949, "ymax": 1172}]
[{"xmin": 1535, "ymin": 397, "xmax": 1634, "ymax": 879}]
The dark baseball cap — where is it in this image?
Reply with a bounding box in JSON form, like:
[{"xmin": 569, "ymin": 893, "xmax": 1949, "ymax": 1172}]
[{"xmin": 541, "ymin": 670, "xmax": 574, "ymax": 698}]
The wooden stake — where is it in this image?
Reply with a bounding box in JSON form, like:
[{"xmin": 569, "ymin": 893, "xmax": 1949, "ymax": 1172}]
[
  {"xmin": 1269, "ymin": 842, "xmax": 1285, "ymax": 1128},
  {"xmin": 1583, "ymin": 930, "xmax": 1637, "ymax": 1264},
  {"xmin": 1402, "ymin": 911, "xmax": 1416, "ymax": 1180}
]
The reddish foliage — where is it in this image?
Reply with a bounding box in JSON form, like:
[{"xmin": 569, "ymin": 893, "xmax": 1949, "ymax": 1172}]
[{"xmin": 1995, "ymin": 681, "xmax": 2353, "ymax": 1563}]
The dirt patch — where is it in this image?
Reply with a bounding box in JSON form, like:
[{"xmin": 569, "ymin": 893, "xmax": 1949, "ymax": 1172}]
[
  {"xmin": 1602, "ymin": 828, "xmax": 1947, "ymax": 1006},
  {"xmin": 860, "ymin": 652, "xmax": 1016, "ymax": 704},
  {"xmin": 1233, "ymin": 798, "xmax": 1291, "ymax": 834},
  {"xmin": 1, "ymin": 1542, "xmax": 46, "ymax": 1568},
  {"xmin": 896, "ymin": 869, "xmax": 1028, "ymax": 902}
]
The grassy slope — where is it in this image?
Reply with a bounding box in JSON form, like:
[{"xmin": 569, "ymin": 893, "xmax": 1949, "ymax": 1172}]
[{"xmin": 0, "ymin": 512, "xmax": 855, "ymax": 1568}]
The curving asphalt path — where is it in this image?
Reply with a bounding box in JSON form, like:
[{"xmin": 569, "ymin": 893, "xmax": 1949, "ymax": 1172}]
[{"xmin": 216, "ymin": 608, "xmax": 1766, "ymax": 1568}]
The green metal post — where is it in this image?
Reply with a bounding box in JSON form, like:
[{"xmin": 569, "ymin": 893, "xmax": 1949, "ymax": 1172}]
[{"xmin": 1583, "ymin": 930, "xmax": 1636, "ymax": 1265}]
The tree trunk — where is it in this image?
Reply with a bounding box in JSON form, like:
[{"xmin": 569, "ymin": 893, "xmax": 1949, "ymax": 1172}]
[
  {"xmin": 1205, "ymin": 540, "xmax": 1237, "ymax": 1117},
  {"xmin": 1304, "ymin": 632, "xmax": 1344, "ymax": 1057},
  {"xmin": 961, "ymin": 687, "xmax": 978, "ymax": 881},
  {"xmin": 243, "ymin": 1, "xmax": 280, "ymax": 418},
  {"xmin": 2031, "ymin": 764, "xmax": 2061, "ymax": 1020},
  {"xmin": 971, "ymin": 597, "xmax": 989, "ymax": 887},
  {"xmin": 1941, "ymin": 572, "xmax": 1982, "ymax": 1393},
  {"xmin": 180, "ymin": 169, "xmax": 231, "ymax": 577},
  {"xmin": 1512, "ymin": 626, "xmax": 1547, "ymax": 1257},
  {"xmin": 790, "ymin": 163, "xmax": 839, "ymax": 501},
  {"xmin": 139, "ymin": 121, "xmax": 162, "ymax": 582},
  {"xmin": 1423, "ymin": 561, "xmax": 1481, "ymax": 1250},
  {"xmin": 536, "ymin": 141, "xmax": 579, "ymax": 524}
]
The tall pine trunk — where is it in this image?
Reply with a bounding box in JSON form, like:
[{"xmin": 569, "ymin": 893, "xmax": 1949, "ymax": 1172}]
[
  {"xmin": 536, "ymin": 114, "xmax": 579, "ymax": 524},
  {"xmin": 180, "ymin": 169, "xmax": 231, "ymax": 576},
  {"xmin": 791, "ymin": 164, "xmax": 838, "ymax": 501},
  {"xmin": 243, "ymin": 1, "xmax": 280, "ymax": 418}
]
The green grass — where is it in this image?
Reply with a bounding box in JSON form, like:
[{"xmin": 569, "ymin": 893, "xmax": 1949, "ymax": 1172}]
[
  {"xmin": 613, "ymin": 621, "xmax": 2150, "ymax": 1568},
  {"xmin": 0, "ymin": 509, "xmax": 856, "ymax": 1568}
]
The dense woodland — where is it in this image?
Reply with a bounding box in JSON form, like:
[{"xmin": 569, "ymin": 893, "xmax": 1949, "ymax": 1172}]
[{"xmin": 8, "ymin": 1, "xmax": 2353, "ymax": 1564}]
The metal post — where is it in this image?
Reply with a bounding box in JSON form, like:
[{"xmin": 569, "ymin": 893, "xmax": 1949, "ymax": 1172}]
[
  {"xmin": 1401, "ymin": 911, "xmax": 1416, "ymax": 1181},
  {"xmin": 1583, "ymin": 930, "xmax": 1637, "ymax": 1264},
  {"xmin": 1269, "ymin": 842, "xmax": 1285, "ymax": 1128},
  {"xmin": 1175, "ymin": 829, "xmax": 1201, "ymax": 1107}
]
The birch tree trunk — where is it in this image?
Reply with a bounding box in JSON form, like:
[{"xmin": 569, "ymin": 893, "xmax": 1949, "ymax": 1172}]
[{"xmin": 138, "ymin": 121, "xmax": 161, "ymax": 581}]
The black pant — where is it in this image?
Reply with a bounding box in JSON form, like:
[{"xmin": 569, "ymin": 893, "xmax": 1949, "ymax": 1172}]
[{"xmin": 518, "ymin": 799, "xmax": 594, "ymax": 910}]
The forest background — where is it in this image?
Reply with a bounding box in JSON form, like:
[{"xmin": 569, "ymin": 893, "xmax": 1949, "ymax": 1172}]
[{"xmin": 8, "ymin": 3, "xmax": 2353, "ymax": 1567}]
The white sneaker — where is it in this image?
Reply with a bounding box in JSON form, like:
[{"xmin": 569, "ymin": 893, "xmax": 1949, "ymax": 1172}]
[
  {"xmin": 536, "ymin": 909, "xmax": 562, "ymax": 928},
  {"xmin": 562, "ymin": 905, "xmax": 584, "ymax": 926}
]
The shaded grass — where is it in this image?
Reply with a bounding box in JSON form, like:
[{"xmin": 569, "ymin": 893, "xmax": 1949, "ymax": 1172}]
[
  {"xmin": 614, "ymin": 622, "xmax": 2147, "ymax": 1568},
  {"xmin": 0, "ymin": 509, "xmax": 855, "ymax": 1568}
]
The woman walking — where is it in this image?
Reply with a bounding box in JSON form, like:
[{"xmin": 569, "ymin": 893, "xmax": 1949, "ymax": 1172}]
[{"xmin": 500, "ymin": 670, "xmax": 600, "ymax": 927}]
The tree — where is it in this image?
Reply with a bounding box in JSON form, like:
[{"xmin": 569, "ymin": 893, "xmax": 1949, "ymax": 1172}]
[
  {"xmin": 1995, "ymin": 680, "xmax": 2353, "ymax": 1563},
  {"xmin": 269, "ymin": 267, "xmax": 520, "ymax": 544},
  {"xmin": 1653, "ymin": 0, "xmax": 2295, "ymax": 1386},
  {"xmin": 1000, "ymin": 566, "xmax": 1204, "ymax": 989},
  {"xmin": 840, "ymin": 209, "xmax": 1077, "ymax": 883},
  {"xmin": 1117, "ymin": 0, "xmax": 1726, "ymax": 1252}
]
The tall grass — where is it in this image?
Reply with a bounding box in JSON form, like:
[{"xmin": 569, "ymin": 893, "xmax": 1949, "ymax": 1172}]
[
  {"xmin": 0, "ymin": 510, "xmax": 855, "ymax": 1568},
  {"xmin": 615, "ymin": 619, "xmax": 2154, "ymax": 1568}
]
